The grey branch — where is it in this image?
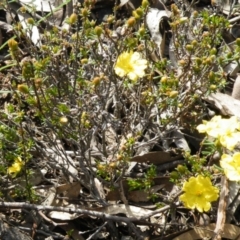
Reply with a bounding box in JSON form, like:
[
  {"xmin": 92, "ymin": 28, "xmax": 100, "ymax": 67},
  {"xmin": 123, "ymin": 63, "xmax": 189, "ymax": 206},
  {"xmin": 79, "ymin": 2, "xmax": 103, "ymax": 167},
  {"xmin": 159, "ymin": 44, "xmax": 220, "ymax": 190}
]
[{"xmin": 0, "ymin": 202, "xmax": 170, "ymax": 222}]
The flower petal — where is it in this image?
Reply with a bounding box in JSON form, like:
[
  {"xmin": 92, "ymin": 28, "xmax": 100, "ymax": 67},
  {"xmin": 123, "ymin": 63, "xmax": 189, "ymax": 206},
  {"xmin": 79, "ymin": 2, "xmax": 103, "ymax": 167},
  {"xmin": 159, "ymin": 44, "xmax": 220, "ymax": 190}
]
[
  {"xmin": 179, "ymin": 175, "xmax": 219, "ymax": 212},
  {"xmin": 220, "ymin": 153, "xmax": 240, "ymax": 181},
  {"xmin": 114, "ymin": 51, "xmax": 147, "ymax": 80}
]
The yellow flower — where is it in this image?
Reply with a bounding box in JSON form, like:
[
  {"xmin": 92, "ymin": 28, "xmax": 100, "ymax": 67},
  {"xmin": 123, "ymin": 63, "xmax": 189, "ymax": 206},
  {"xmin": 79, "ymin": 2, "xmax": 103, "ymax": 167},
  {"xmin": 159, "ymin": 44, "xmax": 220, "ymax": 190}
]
[
  {"xmin": 114, "ymin": 51, "xmax": 147, "ymax": 81},
  {"xmin": 220, "ymin": 131, "xmax": 240, "ymax": 151},
  {"xmin": 220, "ymin": 153, "xmax": 240, "ymax": 181},
  {"xmin": 196, "ymin": 115, "xmax": 222, "ymax": 138},
  {"xmin": 179, "ymin": 175, "xmax": 219, "ymax": 212},
  {"xmin": 8, "ymin": 157, "xmax": 24, "ymax": 177},
  {"xmin": 197, "ymin": 115, "xmax": 240, "ymax": 150}
]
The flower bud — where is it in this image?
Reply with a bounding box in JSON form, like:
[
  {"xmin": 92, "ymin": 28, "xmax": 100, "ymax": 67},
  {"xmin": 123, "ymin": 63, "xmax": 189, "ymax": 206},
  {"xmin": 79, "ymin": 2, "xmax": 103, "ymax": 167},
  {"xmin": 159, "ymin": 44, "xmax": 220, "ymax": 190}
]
[
  {"xmin": 34, "ymin": 78, "xmax": 42, "ymax": 88},
  {"xmin": 40, "ymin": 45, "xmax": 48, "ymax": 51},
  {"xmin": 236, "ymin": 38, "xmax": 240, "ymax": 47},
  {"xmin": 192, "ymin": 10, "xmax": 198, "ymax": 18},
  {"xmin": 178, "ymin": 103, "xmax": 183, "ymax": 108},
  {"xmin": 97, "ymin": 164, "xmax": 105, "ymax": 171},
  {"xmin": 193, "ymin": 94, "xmax": 199, "ymax": 99},
  {"xmin": 227, "ymin": 52, "xmax": 233, "ymax": 58},
  {"xmin": 138, "ymin": 26, "xmax": 145, "ymax": 36},
  {"xmin": 22, "ymin": 62, "xmax": 34, "ymax": 79},
  {"xmin": 94, "ymin": 26, "xmax": 103, "ymax": 37},
  {"xmin": 204, "ymin": 57, "xmax": 214, "ymax": 65},
  {"xmin": 19, "ymin": 7, "xmax": 26, "ymax": 13},
  {"xmin": 30, "ymin": 97, "xmax": 38, "ymax": 107},
  {"xmin": 168, "ymin": 90, "xmax": 178, "ymax": 98},
  {"xmin": 84, "ymin": 0, "xmax": 93, "ymax": 8},
  {"xmin": 177, "ymin": 165, "xmax": 188, "ymax": 174},
  {"xmin": 209, "ymin": 84, "xmax": 217, "ymax": 90},
  {"xmin": 132, "ymin": 11, "xmax": 140, "ymax": 20},
  {"xmin": 193, "ymin": 65, "xmax": 200, "ymax": 73},
  {"xmin": 171, "ymin": 4, "xmax": 179, "ymax": 16},
  {"xmin": 127, "ymin": 17, "xmax": 136, "ymax": 27},
  {"xmin": 117, "ymin": 154, "xmax": 123, "ymax": 161},
  {"xmin": 185, "ymin": 44, "xmax": 193, "ymax": 52},
  {"xmin": 92, "ymin": 77, "xmax": 101, "ymax": 86},
  {"xmin": 195, "ymin": 57, "xmax": 202, "ymax": 65},
  {"xmin": 142, "ymin": 0, "xmax": 149, "ymax": 8},
  {"xmin": 90, "ymin": 20, "xmax": 96, "ymax": 27},
  {"xmin": 174, "ymin": 41, "xmax": 180, "ymax": 48},
  {"xmin": 81, "ymin": 8, "xmax": 89, "ymax": 18},
  {"xmin": 161, "ymin": 76, "xmax": 168, "ymax": 83},
  {"xmin": 69, "ymin": 13, "xmax": 78, "ymax": 25},
  {"xmin": 136, "ymin": 8, "xmax": 144, "ymax": 17},
  {"xmin": 52, "ymin": 26, "xmax": 58, "ymax": 33},
  {"xmin": 169, "ymin": 171, "xmax": 179, "ymax": 180},
  {"xmin": 178, "ymin": 59, "xmax": 187, "ymax": 66},
  {"xmin": 27, "ymin": 18, "xmax": 35, "ymax": 25},
  {"xmin": 17, "ymin": 84, "xmax": 29, "ymax": 94},
  {"xmin": 81, "ymin": 58, "xmax": 88, "ymax": 64},
  {"xmin": 137, "ymin": 44, "xmax": 144, "ymax": 51},
  {"xmin": 210, "ymin": 48, "xmax": 217, "ymax": 55},
  {"xmin": 191, "ymin": 40, "xmax": 198, "ymax": 46},
  {"xmin": 109, "ymin": 162, "xmax": 117, "ymax": 168},
  {"xmin": 141, "ymin": 91, "xmax": 148, "ymax": 97},
  {"xmin": 202, "ymin": 31, "xmax": 210, "ymax": 38},
  {"xmin": 208, "ymin": 71, "xmax": 215, "ymax": 81},
  {"xmin": 84, "ymin": 120, "xmax": 91, "ymax": 128},
  {"xmin": 107, "ymin": 15, "xmax": 114, "ymax": 24},
  {"xmin": 179, "ymin": 17, "xmax": 188, "ymax": 24},
  {"xmin": 8, "ymin": 39, "xmax": 18, "ymax": 51},
  {"xmin": 62, "ymin": 28, "xmax": 68, "ymax": 34},
  {"xmin": 59, "ymin": 116, "xmax": 68, "ymax": 124}
]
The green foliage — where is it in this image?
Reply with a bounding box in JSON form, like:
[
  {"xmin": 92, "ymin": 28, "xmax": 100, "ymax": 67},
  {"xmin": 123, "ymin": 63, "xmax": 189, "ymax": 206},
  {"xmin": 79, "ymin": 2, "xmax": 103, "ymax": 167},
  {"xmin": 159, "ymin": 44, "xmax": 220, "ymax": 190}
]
[
  {"xmin": 127, "ymin": 165, "xmax": 157, "ymax": 191},
  {"xmin": 0, "ymin": 0, "xmax": 239, "ymax": 207}
]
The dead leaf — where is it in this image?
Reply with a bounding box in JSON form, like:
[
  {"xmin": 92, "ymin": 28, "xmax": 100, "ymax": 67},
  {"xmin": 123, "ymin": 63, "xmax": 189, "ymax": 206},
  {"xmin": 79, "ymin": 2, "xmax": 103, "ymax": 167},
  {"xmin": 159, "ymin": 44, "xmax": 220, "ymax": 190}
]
[
  {"xmin": 169, "ymin": 129, "xmax": 191, "ymax": 151},
  {"xmin": 19, "ymin": 0, "xmax": 65, "ymax": 12},
  {"xmin": 119, "ymin": 0, "xmax": 130, "ymax": 7},
  {"xmin": 173, "ymin": 223, "xmax": 240, "ymax": 240},
  {"xmin": 56, "ymin": 182, "xmax": 81, "ymax": 199},
  {"xmin": 94, "ymin": 177, "xmax": 105, "ymax": 200},
  {"xmin": 232, "ymin": 74, "xmax": 240, "ymax": 100},
  {"xmin": 226, "ymin": 181, "xmax": 240, "ymax": 223},
  {"xmin": 106, "ymin": 177, "xmax": 174, "ymax": 201},
  {"xmin": 128, "ymin": 190, "xmax": 150, "ymax": 202},
  {"xmin": 94, "ymin": 204, "xmax": 153, "ymax": 218},
  {"xmin": 131, "ymin": 151, "xmax": 181, "ymax": 164},
  {"xmin": 205, "ymin": 92, "xmax": 240, "ymax": 119},
  {"xmin": 146, "ymin": 8, "xmax": 171, "ymax": 59},
  {"xmin": 220, "ymin": 0, "xmax": 236, "ymax": 15},
  {"xmin": 7, "ymin": 1, "xmax": 42, "ymax": 46},
  {"xmin": 128, "ymin": 185, "xmax": 164, "ymax": 202},
  {"xmin": 0, "ymin": 20, "xmax": 13, "ymax": 32},
  {"xmin": 48, "ymin": 204, "xmax": 82, "ymax": 220}
]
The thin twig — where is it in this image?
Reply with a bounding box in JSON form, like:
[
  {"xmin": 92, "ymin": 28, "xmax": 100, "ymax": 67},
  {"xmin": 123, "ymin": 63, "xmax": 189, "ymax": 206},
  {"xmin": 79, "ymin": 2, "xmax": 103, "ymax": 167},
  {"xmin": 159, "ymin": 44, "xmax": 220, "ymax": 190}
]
[
  {"xmin": 213, "ymin": 176, "xmax": 228, "ymax": 240},
  {"xmin": 0, "ymin": 201, "xmax": 170, "ymax": 222},
  {"xmin": 86, "ymin": 222, "xmax": 107, "ymax": 240}
]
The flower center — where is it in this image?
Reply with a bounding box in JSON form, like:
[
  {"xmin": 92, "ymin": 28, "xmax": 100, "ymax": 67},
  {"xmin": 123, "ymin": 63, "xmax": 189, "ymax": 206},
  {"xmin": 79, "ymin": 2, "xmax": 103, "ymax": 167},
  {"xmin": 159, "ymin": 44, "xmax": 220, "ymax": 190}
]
[
  {"xmin": 195, "ymin": 190, "xmax": 203, "ymax": 196},
  {"xmin": 125, "ymin": 64, "xmax": 134, "ymax": 73}
]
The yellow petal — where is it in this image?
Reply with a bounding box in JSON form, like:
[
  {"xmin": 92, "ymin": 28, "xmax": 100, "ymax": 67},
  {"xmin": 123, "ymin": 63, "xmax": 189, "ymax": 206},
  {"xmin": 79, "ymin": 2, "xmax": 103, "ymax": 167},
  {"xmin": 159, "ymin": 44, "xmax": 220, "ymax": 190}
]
[
  {"xmin": 114, "ymin": 51, "xmax": 147, "ymax": 80},
  {"xmin": 221, "ymin": 153, "xmax": 240, "ymax": 181},
  {"xmin": 179, "ymin": 175, "xmax": 219, "ymax": 212},
  {"xmin": 7, "ymin": 157, "xmax": 24, "ymax": 177}
]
